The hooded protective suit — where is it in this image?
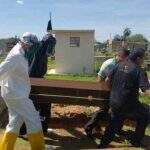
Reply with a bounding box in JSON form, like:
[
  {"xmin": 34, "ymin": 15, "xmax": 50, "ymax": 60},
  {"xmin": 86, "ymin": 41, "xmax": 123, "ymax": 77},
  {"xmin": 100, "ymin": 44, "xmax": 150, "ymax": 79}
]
[{"xmin": 0, "ymin": 42, "xmax": 45, "ymax": 150}]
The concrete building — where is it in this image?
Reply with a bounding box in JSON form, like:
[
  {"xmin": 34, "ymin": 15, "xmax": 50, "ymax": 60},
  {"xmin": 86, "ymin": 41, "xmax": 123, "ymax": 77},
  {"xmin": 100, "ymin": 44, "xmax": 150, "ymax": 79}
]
[{"xmin": 53, "ymin": 29, "xmax": 95, "ymax": 74}]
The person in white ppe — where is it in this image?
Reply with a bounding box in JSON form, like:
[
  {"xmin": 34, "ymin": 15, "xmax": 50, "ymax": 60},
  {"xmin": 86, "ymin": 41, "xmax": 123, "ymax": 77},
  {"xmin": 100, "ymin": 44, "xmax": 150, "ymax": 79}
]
[{"xmin": 0, "ymin": 32, "xmax": 46, "ymax": 150}]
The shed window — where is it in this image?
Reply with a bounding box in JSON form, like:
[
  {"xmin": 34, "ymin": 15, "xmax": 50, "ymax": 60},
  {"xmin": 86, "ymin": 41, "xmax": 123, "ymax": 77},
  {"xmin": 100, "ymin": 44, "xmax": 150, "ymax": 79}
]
[{"xmin": 70, "ymin": 37, "xmax": 80, "ymax": 47}]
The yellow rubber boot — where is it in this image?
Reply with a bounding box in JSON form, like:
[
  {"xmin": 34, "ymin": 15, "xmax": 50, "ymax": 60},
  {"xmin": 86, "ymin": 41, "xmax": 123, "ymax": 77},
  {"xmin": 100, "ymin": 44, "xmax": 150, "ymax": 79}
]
[
  {"xmin": 0, "ymin": 132, "xmax": 18, "ymax": 150},
  {"xmin": 28, "ymin": 131, "xmax": 45, "ymax": 150}
]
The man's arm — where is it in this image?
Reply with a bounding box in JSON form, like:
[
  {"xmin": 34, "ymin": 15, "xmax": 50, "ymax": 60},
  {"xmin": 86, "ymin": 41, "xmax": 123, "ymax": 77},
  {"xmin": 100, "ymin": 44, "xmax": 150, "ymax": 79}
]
[
  {"xmin": 139, "ymin": 69, "xmax": 150, "ymax": 97},
  {"xmin": 97, "ymin": 62, "xmax": 108, "ymax": 82},
  {"xmin": 105, "ymin": 64, "xmax": 118, "ymax": 89},
  {"xmin": 144, "ymin": 89, "xmax": 150, "ymax": 96},
  {"xmin": 97, "ymin": 75, "xmax": 105, "ymax": 82}
]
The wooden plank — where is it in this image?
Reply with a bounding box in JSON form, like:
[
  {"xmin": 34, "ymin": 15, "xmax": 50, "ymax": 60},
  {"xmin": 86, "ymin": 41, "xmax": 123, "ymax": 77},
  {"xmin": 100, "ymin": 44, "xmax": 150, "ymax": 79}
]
[
  {"xmin": 30, "ymin": 78, "xmax": 110, "ymax": 91},
  {"xmin": 31, "ymin": 86, "xmax": 109, "ymax": 98},
  {"xmin": 30, "ymin": 94, "xmax": 109, "ymax": 107},
  {"xmin": 30, "ymin": 78, "xmax": 110, "ymax": 98}
]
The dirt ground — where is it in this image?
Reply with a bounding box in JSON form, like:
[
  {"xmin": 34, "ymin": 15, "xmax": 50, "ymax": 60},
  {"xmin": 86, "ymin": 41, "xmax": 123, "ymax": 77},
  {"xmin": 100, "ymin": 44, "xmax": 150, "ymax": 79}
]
[
  {"xmin": 0, "ymin": 128, "xmax": 144, "ymax": 150},
  {"xmin": 0, "ymin": 105, "xmax": 150, "ymax": 150},
  {"xmin": 47, "ymin": 104, "xmax": 150, "ymax": 149}
]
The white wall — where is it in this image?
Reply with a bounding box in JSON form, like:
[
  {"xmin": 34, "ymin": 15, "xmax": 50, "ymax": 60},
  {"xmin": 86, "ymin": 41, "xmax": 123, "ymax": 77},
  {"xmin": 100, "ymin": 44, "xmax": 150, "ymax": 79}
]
[{"xmin": 55, "ymin": 31, "xmax": 94, "ymax": 74}]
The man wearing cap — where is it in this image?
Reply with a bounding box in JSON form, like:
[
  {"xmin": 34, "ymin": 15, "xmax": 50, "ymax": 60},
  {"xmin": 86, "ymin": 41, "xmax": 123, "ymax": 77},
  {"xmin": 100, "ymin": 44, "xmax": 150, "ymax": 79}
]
[
  {"xmin": 99, "ymin": 48, "xmax": 150, "ymax": 148},
  {"xmin": 0, "ymin": 32, "xmax": 46, "ymax": 150},
  {"xmin": 84, "ymin": 48, "xmax": 130, "ymax": 138}
]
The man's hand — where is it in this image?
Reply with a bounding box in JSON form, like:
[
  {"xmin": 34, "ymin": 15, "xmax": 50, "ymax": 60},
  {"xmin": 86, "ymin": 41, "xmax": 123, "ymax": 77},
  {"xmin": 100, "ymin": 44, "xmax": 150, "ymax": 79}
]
[
  {"xmin": 141, "ymin": 88, "xmax": 150, "ymax": 97},
  {"xmin": 144, "ymin": 89, "xmax": 150, "ymax": 97},
  {"xmin": 96, "ymin": 76, "xmax": 110, "ymax": 91},
  {"xmin": 97, "ymin": 76, "xmax": 105, "ymax": 82}
]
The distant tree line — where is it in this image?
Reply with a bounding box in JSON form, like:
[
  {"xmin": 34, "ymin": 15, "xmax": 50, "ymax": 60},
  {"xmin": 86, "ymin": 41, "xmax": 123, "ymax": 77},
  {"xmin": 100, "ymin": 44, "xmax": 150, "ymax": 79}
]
[
  {"xmin": 0, "ymin": 36, "xmax": 19, "ymax": 52},
  {"xmin": 113, "ymin": 28, "xmax": 148, "ymax": 43},
  {"xmin": 95, "ymin": 28, "xmax": 149, "ymax": 51}
]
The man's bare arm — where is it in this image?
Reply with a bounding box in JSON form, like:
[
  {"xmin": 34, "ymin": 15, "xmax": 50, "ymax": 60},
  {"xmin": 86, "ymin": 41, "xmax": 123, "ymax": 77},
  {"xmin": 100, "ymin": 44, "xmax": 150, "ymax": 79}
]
[
  {"xmin": 140, "ymin": 88, "xmax": 150, "ymax": 97},
  {"xmin": 105, "ymin": 77, "xmax": 112, "ymax": 89},
  {"xmin": 97, "ymin": 75, "xmax": 105, "ymax": 82},
  {"xmin": 144, "ymin": 89, "xmax": 150, "ymax": 97}
]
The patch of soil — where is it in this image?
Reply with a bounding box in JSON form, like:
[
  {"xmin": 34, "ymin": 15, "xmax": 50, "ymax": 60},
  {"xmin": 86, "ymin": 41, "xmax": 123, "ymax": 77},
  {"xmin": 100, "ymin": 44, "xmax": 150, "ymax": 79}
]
[
  {"xmin": 52, "ymin": 104, "xmax": 89, "ymax": 117},
  {"xmin": 51, "ymin": 104, "xmax": 99, "ymax": 118},
  {"xmin": 50, "ymin": 104, "xmax": 92, "ymax": 128}
]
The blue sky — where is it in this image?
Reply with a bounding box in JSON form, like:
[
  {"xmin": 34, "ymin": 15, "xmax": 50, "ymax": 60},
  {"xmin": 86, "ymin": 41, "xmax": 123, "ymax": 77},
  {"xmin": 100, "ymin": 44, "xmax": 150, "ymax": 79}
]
[{"xmin": 0, "ymin": 0, "xmax": 150, "ymax": 41}]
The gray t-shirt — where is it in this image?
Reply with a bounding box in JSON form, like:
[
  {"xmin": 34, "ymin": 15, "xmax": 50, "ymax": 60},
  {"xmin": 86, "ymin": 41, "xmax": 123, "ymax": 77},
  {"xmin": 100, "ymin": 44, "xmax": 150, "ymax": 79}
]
[{"xmin": 98, "ymin": 58, "xmax": 117, "ymax": 79}]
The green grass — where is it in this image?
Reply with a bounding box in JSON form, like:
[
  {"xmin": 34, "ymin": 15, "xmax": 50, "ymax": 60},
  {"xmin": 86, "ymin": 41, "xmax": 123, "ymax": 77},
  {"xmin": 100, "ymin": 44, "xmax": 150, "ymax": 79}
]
[
  {"xmin": 47, "ymin": 58, "xmax": 56, "ymax": 69},
  {"xmin": 45, "ymin": 74, "xmax": 97, "ymax": 82},
  {"xmin": 140, "ymin": 96, "xmax": 150, "ymax": 137},
  {"xmin": 147, "ymin": 71, "xmax": 150, "ymax": 78},
  {"xmin": 140, "ymin": 95, "xmax": 150, "ymax": 105},
  {"xmin": 95, "ymin": 60, "xmax": 103, "ymax": 74},
  {"xmin": 46, "ymin": 59, "xmax": 150, "ymax": 80}
]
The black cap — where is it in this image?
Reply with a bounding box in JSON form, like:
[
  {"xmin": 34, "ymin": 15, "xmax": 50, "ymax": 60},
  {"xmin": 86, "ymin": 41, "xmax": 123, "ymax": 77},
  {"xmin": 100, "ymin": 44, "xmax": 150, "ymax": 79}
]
[{"xmin": 129, "ymin": 48, "xmax": 145, "ymax": 61}]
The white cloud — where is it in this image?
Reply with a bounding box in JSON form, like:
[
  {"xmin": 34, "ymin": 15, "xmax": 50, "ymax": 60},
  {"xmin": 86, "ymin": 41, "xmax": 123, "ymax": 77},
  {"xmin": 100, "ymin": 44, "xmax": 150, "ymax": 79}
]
[{"xmin": 16, "ymin": 0, "xmax": 24, "ymax": 5}]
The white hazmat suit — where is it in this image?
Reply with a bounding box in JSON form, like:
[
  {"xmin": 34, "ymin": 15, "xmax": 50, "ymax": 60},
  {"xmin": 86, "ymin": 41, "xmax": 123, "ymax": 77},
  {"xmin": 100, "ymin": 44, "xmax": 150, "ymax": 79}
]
[{"xmin": 0, "ymin": 41, "xmax": 45, "ymax": 150}]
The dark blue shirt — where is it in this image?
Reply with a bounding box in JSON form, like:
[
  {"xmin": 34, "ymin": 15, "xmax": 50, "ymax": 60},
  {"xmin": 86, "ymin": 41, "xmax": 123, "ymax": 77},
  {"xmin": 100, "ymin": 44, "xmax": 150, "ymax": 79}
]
[{"xmin": 108, "ymin": 59, "xmax": 150, "ymax": 113}]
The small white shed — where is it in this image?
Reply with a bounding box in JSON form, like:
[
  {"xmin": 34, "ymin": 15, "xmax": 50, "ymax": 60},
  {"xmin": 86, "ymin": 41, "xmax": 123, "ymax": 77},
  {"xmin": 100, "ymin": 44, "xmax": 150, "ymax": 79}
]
[{"xmin": 53, "ymin": 29, "xmax": 95, "ymax": 74}]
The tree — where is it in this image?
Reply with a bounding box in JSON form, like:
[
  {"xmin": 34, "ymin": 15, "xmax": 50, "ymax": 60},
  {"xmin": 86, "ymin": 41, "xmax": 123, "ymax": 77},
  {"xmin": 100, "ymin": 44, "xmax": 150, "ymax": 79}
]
[
  {"xmin": 94, "ymin": 41, "xmax": 107, "ymax": 51},
  {"xmin": 113, "ymin": 34, "xmax": 122, "ymax": 41},
  {"xmin": 123, "ymin": 28, "xmax": 131, "ymax": 41},
  {"xmin": 113, "ymin": 27, "xmax": 131, "ymax": 42},
  {"xmin": 127, "ymin": 34, "xmax": 148, "ymax": 43},
  {"xmin": 0, "ymin": 37, "xmax": 19, "ymax": 52},
  {"xmin": 112, "ymin": 28, "xmax": 149, "ymax": 50}
]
